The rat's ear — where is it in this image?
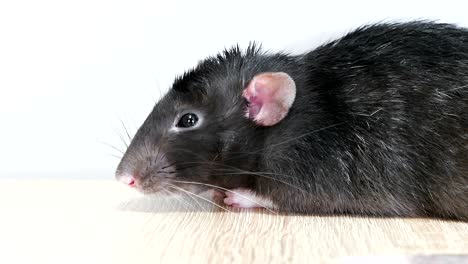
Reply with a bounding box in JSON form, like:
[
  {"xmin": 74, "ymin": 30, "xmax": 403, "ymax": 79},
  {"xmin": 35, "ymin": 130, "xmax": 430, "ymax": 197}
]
[{"xmin": 242, "ymin": 72, "xmax": 296, "ymax": 126}]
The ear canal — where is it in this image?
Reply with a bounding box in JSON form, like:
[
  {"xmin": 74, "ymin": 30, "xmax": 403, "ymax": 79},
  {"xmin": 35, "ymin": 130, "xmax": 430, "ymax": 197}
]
[{"xmin": 242, "ymin": 72, "xmax": 296, "ymax": 126}]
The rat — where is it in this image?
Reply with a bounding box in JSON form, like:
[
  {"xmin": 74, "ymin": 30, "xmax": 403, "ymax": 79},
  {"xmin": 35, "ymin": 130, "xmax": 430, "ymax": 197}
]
[{"xmin": 116, "ymin": 21, "xmax": 468, "ymax": 220}]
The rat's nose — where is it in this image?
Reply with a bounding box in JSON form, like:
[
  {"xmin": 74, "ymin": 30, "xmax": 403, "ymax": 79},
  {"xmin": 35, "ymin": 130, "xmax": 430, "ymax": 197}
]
[{"xmin": 118, "ymin": 174, "xmax": 136, "ymax": 187}]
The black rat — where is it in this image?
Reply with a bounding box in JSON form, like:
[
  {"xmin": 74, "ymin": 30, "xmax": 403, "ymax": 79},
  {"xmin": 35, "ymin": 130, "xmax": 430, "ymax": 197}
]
[{"xmin": 116, "ymin": 21, "xmax": 468, "ymax": 220}]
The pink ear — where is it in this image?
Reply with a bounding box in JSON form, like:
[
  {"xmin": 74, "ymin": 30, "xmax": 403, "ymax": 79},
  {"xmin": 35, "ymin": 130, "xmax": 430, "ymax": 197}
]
[{"xmin": 242, "ymin": 72, "xmax": 296, "ymax": 126}]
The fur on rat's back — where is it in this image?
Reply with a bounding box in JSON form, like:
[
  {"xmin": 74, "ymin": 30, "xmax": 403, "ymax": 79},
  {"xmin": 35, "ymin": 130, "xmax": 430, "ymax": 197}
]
[{"xmin": 261, "ymin": 22, "xmax": 468, "ymax": 218}]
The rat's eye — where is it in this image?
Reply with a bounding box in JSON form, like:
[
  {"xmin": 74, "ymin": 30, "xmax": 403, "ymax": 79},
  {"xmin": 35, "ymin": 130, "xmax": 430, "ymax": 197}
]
[{"xmin": 176, "ymin": 113, "xmax": 199, "ymax": 128}]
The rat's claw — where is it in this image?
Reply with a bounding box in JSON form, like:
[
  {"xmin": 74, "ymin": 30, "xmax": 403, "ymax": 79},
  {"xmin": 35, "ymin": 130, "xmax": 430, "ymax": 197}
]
[{"xmin": 223, "ymin": 189, "xmax": 275, "ymax": 209}]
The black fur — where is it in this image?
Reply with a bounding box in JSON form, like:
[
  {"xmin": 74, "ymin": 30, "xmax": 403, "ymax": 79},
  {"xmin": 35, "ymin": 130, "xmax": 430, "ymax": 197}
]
[{"xmin": 116, "ymin": 21, "xmax": 468, "ymax": 220}]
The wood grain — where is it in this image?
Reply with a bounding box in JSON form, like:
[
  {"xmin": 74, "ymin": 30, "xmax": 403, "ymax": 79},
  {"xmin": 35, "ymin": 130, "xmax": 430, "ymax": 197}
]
[{"xmin": 0, "ymin": 179, "xmax": 466, "ymax": 264}]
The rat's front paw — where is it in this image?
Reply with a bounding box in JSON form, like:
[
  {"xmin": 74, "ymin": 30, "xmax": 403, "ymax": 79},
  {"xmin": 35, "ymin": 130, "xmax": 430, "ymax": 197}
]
[{"xmin": 223, "ymin": 189, "xmax": 275, "ymax": 209}]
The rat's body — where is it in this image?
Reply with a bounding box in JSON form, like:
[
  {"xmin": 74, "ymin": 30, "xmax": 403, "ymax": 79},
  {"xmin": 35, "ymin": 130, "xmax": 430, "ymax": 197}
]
[{"xmin": 116, "ymin": 21, "xmax": 468, "ymax": 220}]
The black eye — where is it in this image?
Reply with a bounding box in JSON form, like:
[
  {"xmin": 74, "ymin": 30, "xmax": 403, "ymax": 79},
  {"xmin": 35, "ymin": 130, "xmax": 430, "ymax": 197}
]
[{"xmin": 177, "ymin": 113, "xmax": 199, "ymax": 128}]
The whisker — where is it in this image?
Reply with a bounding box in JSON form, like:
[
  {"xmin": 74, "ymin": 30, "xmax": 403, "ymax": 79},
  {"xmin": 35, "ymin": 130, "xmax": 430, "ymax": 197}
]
[
  {"xmin": 159, "ymin": 150, "xmax": 169, "ymax": 162},
  {"xmin": 227, "ymin": 122, "xmax": 345, "ymax": 160},
  {"xmin": 172, "ymin": 164, "xmax": 202, "ymax": 172},
  {"xmin": 161, "ymin": 187, "xmax": 197, "ymax": 210},
  {"xmin": 172, "ymin": 161, "xmax": 310, "ymax": 189},
  {"xmin": 118, "ymin": 117, "xmax": 133, "ymax": 142},
  {"xmin": 114, "ymin": 127, "xmax": 129, "ymax": 149},
  {"xmin": 98, "ymin": 141, "xmax": 124, "ymax": 154},
  {"xmin": 211, "ymin": 152, "xmax": 220, "ymax": 162},
  {"xmin": 210, "ymin": 172, "xmax": 307, "ymax": 193},
  {"xmin": 165, "ymin": 184, "xmax": 205, "ymax": 211},
  {"xmin": 444, "ymin": 83, "xmax": 468, "ymax": 92},
  {"xmin": 153, "ymin": 147, "xmax": 163, "ymax": 168},
  {"xmin": 167, "ymin": 185, "xmax": 231, "ymax": 212},
  {"xmin": 156, "ymin": 171, "xmax": 176, "ymax": 174},
  {"xmin": 142, "ymin": 137, "xmax": 153, "ymax": 159},
  {"xmin": 109, "ymin": 154, "xmax": 122, "ymax": 159},
  {"xmin": 211, "ymin": 167, "xmax": 310, "ymax": 186},
  {"xmin": 161, "ymin": 162, "xmax": 178, "ymax": 170}
]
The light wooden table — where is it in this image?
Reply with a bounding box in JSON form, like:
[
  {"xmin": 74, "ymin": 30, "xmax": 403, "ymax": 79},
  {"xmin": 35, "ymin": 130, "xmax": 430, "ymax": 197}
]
[{"xmin": 0, "ymin": 179, "xmax": 466, "ymax": 264}]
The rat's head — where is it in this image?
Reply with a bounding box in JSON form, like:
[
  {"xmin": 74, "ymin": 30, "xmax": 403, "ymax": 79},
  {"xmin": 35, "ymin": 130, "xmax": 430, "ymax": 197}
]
[{"xmin": 115, "ymin": 45, "xmax": 296, "ymax": 194}]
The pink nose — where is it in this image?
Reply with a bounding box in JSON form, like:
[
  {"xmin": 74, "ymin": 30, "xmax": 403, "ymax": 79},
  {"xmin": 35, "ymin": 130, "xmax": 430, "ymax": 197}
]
[{"xmin": 119, "ymin": 174, "xmax": 136, "ymax": 187}]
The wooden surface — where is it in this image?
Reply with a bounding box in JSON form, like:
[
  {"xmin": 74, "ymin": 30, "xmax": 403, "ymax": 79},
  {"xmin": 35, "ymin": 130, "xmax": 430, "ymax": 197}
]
[{"xmin": 0, "ymin": 179, "xmax": 467, "ymax": 264}]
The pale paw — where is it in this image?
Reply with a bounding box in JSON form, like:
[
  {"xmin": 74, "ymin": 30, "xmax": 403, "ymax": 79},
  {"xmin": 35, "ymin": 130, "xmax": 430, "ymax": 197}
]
[{"xmin": 223, "ymin": 189, "xmax": 275, "ymax": 209}]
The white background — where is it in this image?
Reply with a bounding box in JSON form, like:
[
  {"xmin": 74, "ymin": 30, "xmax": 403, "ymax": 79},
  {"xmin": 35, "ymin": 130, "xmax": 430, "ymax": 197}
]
[{"xmin": 1, "ymin": 0, "xmax": 467, "ymax": 179}]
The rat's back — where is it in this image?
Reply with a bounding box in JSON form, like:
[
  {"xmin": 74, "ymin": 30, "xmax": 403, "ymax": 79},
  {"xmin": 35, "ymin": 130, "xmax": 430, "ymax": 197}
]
[{"xmin": 267, "ymin": 21, "xmax": 468, "ymax": 219}]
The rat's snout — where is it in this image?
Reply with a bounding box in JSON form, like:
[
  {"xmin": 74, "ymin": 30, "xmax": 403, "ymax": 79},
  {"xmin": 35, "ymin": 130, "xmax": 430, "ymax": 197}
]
[
  {"xmin": 115, "ymin": 144, "xmax": 177, "ymax": 193},
  {"xmin": 117, "ymin": 174, "xmax": 136, "ymax": 187}
]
